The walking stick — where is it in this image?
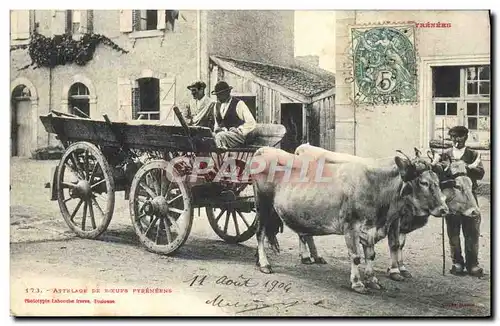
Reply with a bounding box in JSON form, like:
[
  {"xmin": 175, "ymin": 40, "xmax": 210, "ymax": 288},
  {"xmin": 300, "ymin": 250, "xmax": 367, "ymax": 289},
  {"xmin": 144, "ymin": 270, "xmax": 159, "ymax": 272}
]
[{"xmin": 441, "ymin": 120, "xmax": 446, "ymax": 276}]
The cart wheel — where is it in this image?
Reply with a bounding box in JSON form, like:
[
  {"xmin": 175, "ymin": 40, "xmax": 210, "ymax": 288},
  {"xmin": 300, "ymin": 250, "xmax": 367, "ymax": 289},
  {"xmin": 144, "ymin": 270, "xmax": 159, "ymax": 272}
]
[
  {"xmin": 56, "ymin": 141, "xmax": 115, "ymax": 239},
  {"xmin": 129, "ymin": 160, "xmax": 193, "ymax": 255},
  {"xmin": 206, "ymin": 184, "xmax": 258, "ymax": 244}
]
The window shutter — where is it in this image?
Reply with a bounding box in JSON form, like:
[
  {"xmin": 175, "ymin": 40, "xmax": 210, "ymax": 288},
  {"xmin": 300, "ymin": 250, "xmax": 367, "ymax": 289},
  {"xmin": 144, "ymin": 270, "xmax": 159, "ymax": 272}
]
[
  {"xmin": 10, "ymin": 11, "xmax": 19, "ymax": 40},
  {"xmin": 157, "ymin": 10, "xmax": 166, "ymax": 30},
  {"xmin": 51, "ymin": 10, "xmax": 66, "ymax": 35},
  {"xmin": 79, "ymin": 10, "xmax": 93, "ymax": 34},
  {"xmin": 86, "ymin": 10, "xmax": 93, "ymax": 33},
  {"xmin": 119, "ymin": 10, "xmax": 133, "ymax": 33},
  {"xmin": 65, "ymin": 10, "xmax": 72, "ymax": 34},
  {"xmin": 132, "ymin": 86, "xmax": 141, "ymax": 119},
  {"xmin": 133, "ymin": 10, "xmax": 142, "ymax": 31},
  {"xmin": 117, "ymin": 78, "xmax": 133, "ymax": 121},
  {"xmin": 17, "ymin": 10, "xmax": 30, "ymax": 39},
  {"xmin": 159, "ymin": 77, "xmax": 176, "ymax": 123}
]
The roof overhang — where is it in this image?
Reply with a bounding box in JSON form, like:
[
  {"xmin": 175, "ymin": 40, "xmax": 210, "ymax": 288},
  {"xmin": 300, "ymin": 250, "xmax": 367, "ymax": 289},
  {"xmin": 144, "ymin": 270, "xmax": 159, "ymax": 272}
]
[{"xmin": 210, "ymin": 55, "xmax": 323, "ymax": 104}]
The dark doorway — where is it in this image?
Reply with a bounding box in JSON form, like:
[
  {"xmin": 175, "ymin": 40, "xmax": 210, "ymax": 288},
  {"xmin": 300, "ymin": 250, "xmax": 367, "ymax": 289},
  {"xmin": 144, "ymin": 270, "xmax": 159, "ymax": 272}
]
[
  {"xmin": 11, "ymin": 85, "xmax": 32, "ymax": 157},
  {"xmin": 280, "ymin": 103, "xmax": 303, "ymax": 153},
  {"xmin": 234, "ymin": 95, "xmax": 257, "ymax": 120}
]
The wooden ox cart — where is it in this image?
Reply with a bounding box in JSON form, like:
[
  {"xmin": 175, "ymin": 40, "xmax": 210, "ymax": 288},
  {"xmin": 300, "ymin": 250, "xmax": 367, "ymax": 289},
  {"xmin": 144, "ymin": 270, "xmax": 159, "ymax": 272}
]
[{"xmin": 40, "ymin": 108, "xmax": 286, "ymax": 255}]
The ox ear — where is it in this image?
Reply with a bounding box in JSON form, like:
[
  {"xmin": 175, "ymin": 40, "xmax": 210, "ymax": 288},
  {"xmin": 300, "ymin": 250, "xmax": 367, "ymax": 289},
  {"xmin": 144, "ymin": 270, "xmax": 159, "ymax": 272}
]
[
  {"xmin": 440, "ymin": 179, "xmax": 456, "ymax": 190},
  {"xmin": 432, "ymin": 163, "xmax": 445, "ymax": 177}
]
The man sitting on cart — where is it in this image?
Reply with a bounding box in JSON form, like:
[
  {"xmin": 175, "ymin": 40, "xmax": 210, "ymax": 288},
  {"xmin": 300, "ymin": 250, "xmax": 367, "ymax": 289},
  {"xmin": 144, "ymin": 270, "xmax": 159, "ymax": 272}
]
[
  {"xmin": 211, "ymin": 81, "xmax": 257, "ymax": 148},
  {"xmin": 184, "ymin": 81, "xmax": 216, "ymax": 130}
]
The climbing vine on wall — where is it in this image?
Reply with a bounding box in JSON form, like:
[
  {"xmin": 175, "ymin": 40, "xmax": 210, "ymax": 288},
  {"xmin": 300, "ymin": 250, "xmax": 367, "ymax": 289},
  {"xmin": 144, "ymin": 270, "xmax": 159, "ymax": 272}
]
[{"xmin": 10, "ymin": 32, "xmax": 129, "ymax": 71}]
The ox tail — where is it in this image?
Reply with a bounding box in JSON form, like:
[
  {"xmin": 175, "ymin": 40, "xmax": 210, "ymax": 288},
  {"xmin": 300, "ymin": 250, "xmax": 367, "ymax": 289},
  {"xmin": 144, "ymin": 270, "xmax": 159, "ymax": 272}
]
[
  {"xmin": 264, "ymin": 207, "xmax": 284, "ymax": 253},
  {"xmin": 254, "ymin": 184, "xmax": 283, "ymax": 254}
]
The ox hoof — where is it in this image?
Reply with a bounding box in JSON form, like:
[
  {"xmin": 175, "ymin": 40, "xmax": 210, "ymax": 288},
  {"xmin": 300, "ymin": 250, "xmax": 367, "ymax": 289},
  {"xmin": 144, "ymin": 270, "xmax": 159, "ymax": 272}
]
[
  {"xmin": 259, "ymin": 265, "xmax": 273, "ymax": 274},
  {"xmin": 389, "ymin": 272, "xmax": 405, "ymax": 281},
  {"xmin": 351, "ymin": 283, "xmax": 368, "ymax": 294},
  {"xmin": 400, "ymin": 270, "xmax": 413, "ymax": 278},
  {"xmin": 365, "ymin": 280, "xmax": 383, "ymax": 290},
  {"xmin": 301, "ymin": 257, "xmax": 314, "ymax": 264},
  {"xmin": 387, "ymin": 268, "xmax": 405, "ymax": 281},
  {"xmin": 314, "ymin": 257, "xmax": 327, "ymax": 264}
]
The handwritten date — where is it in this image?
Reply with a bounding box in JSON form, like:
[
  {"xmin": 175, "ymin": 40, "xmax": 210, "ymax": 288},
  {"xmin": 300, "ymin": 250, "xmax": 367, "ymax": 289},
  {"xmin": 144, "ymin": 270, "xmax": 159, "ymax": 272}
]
[{"xmin": 185, "ymin": 274, "xmax": 292, "ymax": 293}]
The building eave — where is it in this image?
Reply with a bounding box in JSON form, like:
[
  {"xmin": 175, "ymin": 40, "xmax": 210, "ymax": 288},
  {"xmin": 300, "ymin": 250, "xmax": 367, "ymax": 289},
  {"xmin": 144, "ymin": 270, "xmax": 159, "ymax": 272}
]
[{"xmin": 210, "ymin": 55, "xmax": 313, "ymax": 104}]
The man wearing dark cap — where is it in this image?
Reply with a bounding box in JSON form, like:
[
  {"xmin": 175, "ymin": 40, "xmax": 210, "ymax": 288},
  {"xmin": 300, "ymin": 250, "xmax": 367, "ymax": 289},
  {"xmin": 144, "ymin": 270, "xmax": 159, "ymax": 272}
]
[
  {"xmin": 442, "ymin": 125, "xmax": 485, "ymax": 277},
  {"xmin": 211, "ymin": 81, "xmax": 256, "ymax": 148},
  {"xmin": 184, "ymin": 81, "xmax": 215, "ymax": 130}
]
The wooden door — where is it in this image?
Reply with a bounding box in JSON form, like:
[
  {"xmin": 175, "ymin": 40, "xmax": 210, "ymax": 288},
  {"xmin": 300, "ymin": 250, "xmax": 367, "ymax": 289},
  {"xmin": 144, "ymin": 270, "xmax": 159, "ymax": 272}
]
[
  {"xmin": 14, "ymin": 99, "xmax": 32, "ymax": 157},
  {"xmin": 280, "ymin": 103, "xmax": 303, "ymax": 153}
]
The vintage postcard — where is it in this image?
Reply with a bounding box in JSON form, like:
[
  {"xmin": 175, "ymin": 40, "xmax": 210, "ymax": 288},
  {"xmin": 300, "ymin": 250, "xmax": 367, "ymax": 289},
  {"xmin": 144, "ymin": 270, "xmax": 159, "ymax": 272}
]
[{"xmin": 9, "ymin": 9, "xmax": 491, "ymax": 317}]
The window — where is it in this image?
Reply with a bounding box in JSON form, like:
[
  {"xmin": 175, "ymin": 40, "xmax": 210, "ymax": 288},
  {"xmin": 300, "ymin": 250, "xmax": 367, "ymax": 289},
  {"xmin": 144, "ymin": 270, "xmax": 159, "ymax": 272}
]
[
  {"xmin": 432, "ymin": 65, "xmax": 490, "ymax": 147},
  {"xmin": 133, "ymin": 78, "xmax": 160, "ymax": 120},
  {"xmin": 68, "ymin": 10, "xmax": 81, "ymax": 34},
  {"xmin": 466, "ymin": 66, "xmax": 490, "ymax": 96},
  {"xmin": 133, "ymin": 10, "xmax": 158, "ymax": 31},
  {"xmin": 10, "ymin": 10, "xmax": 30, "ymax": 41},
  {"xmin": 68, "ymin": 83, "xmax": 90, "ymax": 118},
  {"xmin": 120, "ymin": 10, "xmax": 180, "ymax": 36},
  {"xmin": 61, "ymin": 10, "xmax": 92, "ymax": 36}
]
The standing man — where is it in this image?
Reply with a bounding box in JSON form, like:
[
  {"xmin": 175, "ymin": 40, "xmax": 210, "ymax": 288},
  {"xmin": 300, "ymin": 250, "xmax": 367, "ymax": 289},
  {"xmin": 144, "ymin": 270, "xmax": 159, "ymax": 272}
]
[
  {"xmin": 211, "ymin": 81, "xmax": 256, "ymax": 148},
  {"xmin": 184, "ymin": 81, "xmax": 216, "ymax": 130},
  {"xmin": 443, "ymin": 125, "xmax": 485, "ymax": 277}
]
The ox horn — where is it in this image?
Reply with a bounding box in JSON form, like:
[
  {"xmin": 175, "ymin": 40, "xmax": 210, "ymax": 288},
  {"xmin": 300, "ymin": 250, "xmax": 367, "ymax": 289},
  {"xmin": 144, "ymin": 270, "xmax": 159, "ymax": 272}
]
[
  {"xmin": 414, "ymin": 147, "xmax": 422, "ymax": 158},
  {"xmin": 396, "ymin": 150, "xmax": 412, "ymax": 162}
]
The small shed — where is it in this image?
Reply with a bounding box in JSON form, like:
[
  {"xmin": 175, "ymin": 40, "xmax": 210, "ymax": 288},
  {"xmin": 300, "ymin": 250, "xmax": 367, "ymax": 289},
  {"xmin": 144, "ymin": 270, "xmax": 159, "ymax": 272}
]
[{"xmin": 208, "ymin": 56, "xmax": 335, "ymax": 152}]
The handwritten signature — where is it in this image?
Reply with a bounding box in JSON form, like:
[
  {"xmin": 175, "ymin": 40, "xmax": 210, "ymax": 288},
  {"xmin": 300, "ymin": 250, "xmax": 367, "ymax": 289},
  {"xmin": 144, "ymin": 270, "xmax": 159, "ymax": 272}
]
[
  {"xmin": 205, "ymin": 294, "xmax": 303, "ymax": 313},
  {"xmin": 184, "ymin": 274, "xmax": 292, "ymax": 293}
]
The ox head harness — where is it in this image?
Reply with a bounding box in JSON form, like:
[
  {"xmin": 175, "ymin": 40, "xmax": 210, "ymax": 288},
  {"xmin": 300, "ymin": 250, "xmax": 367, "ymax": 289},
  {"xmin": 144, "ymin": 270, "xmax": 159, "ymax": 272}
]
[
  {"xmin": 396, "ymin": 150, "xmax": 434, "ymax": 183},
  {"xmin": 439, "ymin": 171, "xmax": 468, "ymax": 190}
]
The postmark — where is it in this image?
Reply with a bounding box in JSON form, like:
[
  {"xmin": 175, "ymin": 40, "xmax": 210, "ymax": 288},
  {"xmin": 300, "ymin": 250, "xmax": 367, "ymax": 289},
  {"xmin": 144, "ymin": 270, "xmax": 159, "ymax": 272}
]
[{"xmin": 350, "ymin": 25, "xmax": 417, "ymax": 105}]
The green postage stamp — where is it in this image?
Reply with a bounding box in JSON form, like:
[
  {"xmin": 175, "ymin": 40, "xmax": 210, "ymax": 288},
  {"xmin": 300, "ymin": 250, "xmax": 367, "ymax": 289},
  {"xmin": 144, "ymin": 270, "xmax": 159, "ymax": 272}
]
[{"xmin": 351, "ymin": 25, "xmax": 417, "ymax": 105}]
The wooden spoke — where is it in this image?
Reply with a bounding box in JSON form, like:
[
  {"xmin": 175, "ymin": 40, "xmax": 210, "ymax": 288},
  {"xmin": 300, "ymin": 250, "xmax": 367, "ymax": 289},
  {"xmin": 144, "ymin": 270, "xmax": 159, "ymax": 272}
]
[
  {"xmin": 223, "ymin": 211, "xmax": 230, "ymax": 234},
  {"xmin": 144, "ymin": 215, "xmax": 159, "ymax": 236},
  {"xmin": 237, "ymin": 210, "xmax": 251, "ymax": 228},
  {"xmin": 82, "ymin": 201, "xmax": 88, "ymax": 231},
  {"xmin": 87, "ymin": 199, "xmax": 97, "ymax": 229},
  {"xmin": 165, "ymin": 214, "xmax": 179, "ymax": 232},
  {"xmin": 91, "ymin": 178, "xmax": 106, "ymax": 190},
  {"xmin": 164, "ymin": 220, "xmax": 173, "ymax": 243},
  {"xmin": 70, "ymin": 199, "xmax": 84, "ymax": 222},
  {"xmin": 232, "ymin": 211, "xmax": 240, "ymax": 236},
  {"xmin": 62, "ymin": 182, "xmax": 77, "ymax": 189},
  {"xmin": 168, "ymin": 207, "xmax": 184, "ymax": 215},
  {"xmin": 167, "ymin": 194, "xmax": 182, "ymax": 205},
  {"xmin": 139, "ymin": 182, "xmax": 156, "ymax": 199},
  {"xmin": 63, "ymin": 197, "xmax": 74, "ymax": 203},
  {"xmin": 91, "ymin": 197, "xmax": 105, "ymax": 218},
  {"xmin": 155, "ymin": 218, "xmax": 163, "ymax": 244},
  {"xmin": 84, "ymin": 150, "xmax": 89, "ymax": 180},
  {"xmin": 88, "ymin": 160, "xmax": 99, "ymax": 184},
  {"xmin": 215, "ymin": 209, "xmax": 225, "ymax": 223},
  {"xmin": 149, "ymin": 170, "xmax": 161, "ymax": 197},
  {"xmin": 68, "ymin": 153, "xmax": 83, "ymax": 179}
]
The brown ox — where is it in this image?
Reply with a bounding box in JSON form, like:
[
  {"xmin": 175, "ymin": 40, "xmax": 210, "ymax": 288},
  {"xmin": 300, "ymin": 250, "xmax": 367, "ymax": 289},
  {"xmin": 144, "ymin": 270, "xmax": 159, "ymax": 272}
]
[
  {"xmin": 294, "ymin": 144, "xmax": 480, "ymax": 281},
  {"xmin": 251, "ymin": 146, "xmax": 449, "ymax": 293}
]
